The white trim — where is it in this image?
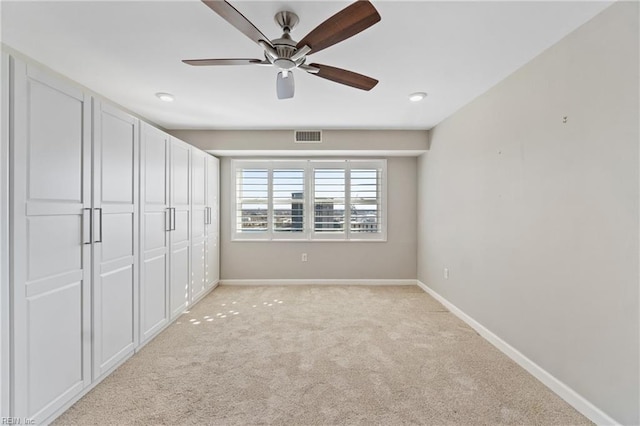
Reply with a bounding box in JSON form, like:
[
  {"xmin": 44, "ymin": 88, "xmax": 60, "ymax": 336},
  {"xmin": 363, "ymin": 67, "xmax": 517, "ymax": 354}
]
[
  {"xmin": 220, "ymin": 279, "xmax": 416, "ymax": 286},
  {"xmin": 227, "ymin": 238, "xmax": 388, "ymax": 243},
  {"xmin": 416, "ymin": 280, "xmax": 620, "ymax": 426},
  {"xmin": 231, "ymin": 159, "xmax": 387, "ymax": 242},
  {"xmin": 11, "ymin": 55, "xmax": 28, "ymax": 419},
  {"xmin": 0, "ymin": 52, "xmax": 10, "ymax": 418},
  {"xmin": 136, "ymin": 281, "xmax": 219, "ymax": 353},
  {"xmin": 191, "ymin": 281, "xmax": 219, "ymax": 306},
  {"xmin": 638, "ymin": 73, "xmax": 640, "ymax": 426}
]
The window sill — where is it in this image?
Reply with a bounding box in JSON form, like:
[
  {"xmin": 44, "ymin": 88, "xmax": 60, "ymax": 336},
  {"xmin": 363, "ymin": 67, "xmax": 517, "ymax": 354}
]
[{"xmin": 230, "ymin": 238, "xmax": 388, "ymax": 243}]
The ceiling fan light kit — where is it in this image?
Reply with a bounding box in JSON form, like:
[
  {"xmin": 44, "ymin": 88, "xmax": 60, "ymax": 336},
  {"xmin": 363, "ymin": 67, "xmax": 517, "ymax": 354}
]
[
  {"xmin": 277, "ymin": 71, "xmax": 295, "ymax": 99},
  {"xmin": 184, "ymin": 0, "xmax": 381, "ymax": 100}
]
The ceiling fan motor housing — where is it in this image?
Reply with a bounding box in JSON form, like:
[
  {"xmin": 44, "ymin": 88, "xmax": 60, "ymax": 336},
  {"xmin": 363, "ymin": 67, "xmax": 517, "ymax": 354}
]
[
  {"xmin": 267, "ymin": 12, "xmax": 306, "ymax": 71},
  {"xmin": 271, "ymin": 39, "xmax": 301, "ymax": 70}
]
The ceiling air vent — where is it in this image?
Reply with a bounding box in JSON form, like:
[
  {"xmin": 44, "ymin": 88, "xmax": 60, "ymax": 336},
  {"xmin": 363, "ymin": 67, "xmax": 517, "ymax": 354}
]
[{"xmin": 294, "ymin": 130, "xmax": 322, "ymax": 143}]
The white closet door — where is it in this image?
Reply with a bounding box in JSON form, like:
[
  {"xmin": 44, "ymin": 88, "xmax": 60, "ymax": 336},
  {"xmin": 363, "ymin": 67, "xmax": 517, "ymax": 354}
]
[
  {"xmin": 206, "ymin": 156, "xmax": 220, "ymax": 288},
  {"xmin": 11, "ymin": 60, "xmax": 92, "ymax": 423},
  {"xmin": 139, "ymin": 124, "xmax": 170, "ymax": 342},
  {"xmin": 92, "ymin": 100, "xmax": 139, "ymax": 379},
  {"xmin": 169, "ymin": 139, "xmax": 191, "ymax": 319},
  {"xmin": 191, "ymin": 149, "xmax": 207, "ymax": 302}
]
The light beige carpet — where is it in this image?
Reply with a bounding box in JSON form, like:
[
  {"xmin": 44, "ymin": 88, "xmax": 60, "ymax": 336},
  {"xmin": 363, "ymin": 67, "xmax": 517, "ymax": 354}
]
[{"xmin": 55, "ymin": 285, "xmax": 591, "ymax": 425}]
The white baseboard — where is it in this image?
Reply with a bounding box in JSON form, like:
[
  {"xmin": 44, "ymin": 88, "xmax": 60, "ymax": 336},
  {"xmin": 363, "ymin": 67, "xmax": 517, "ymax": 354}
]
[
  {"xmin": 220, "ymin": 279, "xmax": 416, "ymax": 286},
  {"xmin": 416, "ymin": 280, "xmax": 619, "ymax": 426},
  {"xmin": 190, "ymin": 281, "xmax": 220, "ymax": 305}
]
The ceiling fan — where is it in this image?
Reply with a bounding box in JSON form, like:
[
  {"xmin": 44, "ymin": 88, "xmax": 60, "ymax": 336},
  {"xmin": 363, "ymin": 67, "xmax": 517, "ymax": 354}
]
[{"xmin": 183, "ymin": 0, "xmax": 381, "ymax": 99}]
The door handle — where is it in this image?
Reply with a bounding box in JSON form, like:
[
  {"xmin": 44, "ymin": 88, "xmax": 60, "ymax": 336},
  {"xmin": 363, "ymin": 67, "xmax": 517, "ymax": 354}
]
[
  {"xmin": 205, "ymin": 207, "xmax": 211, "ymax": 225},
  {"xmin": 94, "ymin": 208, "xmax": 103, "ymax": 243},
  {"xmin": 170, "ymin": 207, "xmax": 176, "ymax": 231},
  {"xmin": 83, "ymin": 208, "xmax": 92, "ymax": 245},
  {"xmin": 166, "ymin": 207, "xmax": 172, "ymax": 232}
]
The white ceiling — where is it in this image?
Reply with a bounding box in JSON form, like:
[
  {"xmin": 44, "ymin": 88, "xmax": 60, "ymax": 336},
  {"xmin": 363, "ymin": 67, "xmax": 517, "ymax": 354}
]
[{"xmin": 1, "ymin": 1, "xmax": 612, "ymax": 130}]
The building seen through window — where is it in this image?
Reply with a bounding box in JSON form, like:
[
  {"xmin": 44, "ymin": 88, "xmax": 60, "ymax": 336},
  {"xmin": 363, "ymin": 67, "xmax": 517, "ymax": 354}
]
[{"xmin": 233, "ymin": 160, "xmax": 385, "ymax": 240}]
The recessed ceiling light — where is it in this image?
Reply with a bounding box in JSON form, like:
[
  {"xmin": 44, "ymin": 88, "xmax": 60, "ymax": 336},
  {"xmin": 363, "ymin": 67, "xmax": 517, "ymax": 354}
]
[
  {"xmin": 156, "ymin": 92, "xmax": 174, "ymax": 102},
  {"xmin": 409, "ymin": 92, "xmax": 427, "ymax": 102}
]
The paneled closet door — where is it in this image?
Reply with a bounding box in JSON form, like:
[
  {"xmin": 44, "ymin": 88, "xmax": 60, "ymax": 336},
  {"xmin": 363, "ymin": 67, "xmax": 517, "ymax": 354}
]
[
  {"xmin": 11, "ymin": 60, "xmax": 92, "ymax": 423},
  {"xmin": 191, "ymin": 149, "xmax": 207, "ymax": 302},
  {"xmin": 205, "ymin": 155, "xmax": 220, "ymax": 289},
  {"xmin": 140, "ymin": 124, "xmax": 170, "ymax": 343},
  {"xmin": 92, "ymin": 100, "xmax": 139, "ymax": 379},
  {"xmin": 169, "ymin": 139, "xmax": 191, "ymax": 319}
]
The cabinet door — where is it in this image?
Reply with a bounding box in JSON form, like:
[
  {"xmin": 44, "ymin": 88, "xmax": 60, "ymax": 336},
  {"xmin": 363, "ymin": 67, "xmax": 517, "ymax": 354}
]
[
  {"xmin": 190, "ymin": 149, "xmax": 207, "ymax": 302},
  {"xmin": 169, "ymin": 139, "xmax": 191, "ymax": 319},
  {"xmin": 92, "ymin": 100, "xmax": 138, "ymax": 379},
  {"xmin": 11, "ymin": 60, "xmax": 92, "ymax": 423},
  {"xmin": 139, "ymin": 124, "xmax": 170, "ymax": 343},
  {"xmin": 205, "ymin": 156, "xmax": 220, "ymax": 288}
]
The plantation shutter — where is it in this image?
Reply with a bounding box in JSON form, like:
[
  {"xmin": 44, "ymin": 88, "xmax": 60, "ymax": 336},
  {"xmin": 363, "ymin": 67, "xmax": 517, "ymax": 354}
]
[
  {"xmin": 349, "ymin": 168, "xmax": 381, "ymax": 233},
  {"xmin": 236, "ymin": 168, "xmax": 268, "ymax": 234}
]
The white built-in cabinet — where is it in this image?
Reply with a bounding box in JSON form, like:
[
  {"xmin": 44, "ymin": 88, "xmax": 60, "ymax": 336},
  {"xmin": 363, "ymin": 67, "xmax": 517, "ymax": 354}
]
[
  {"xmin": 139, "ymin": 124, "xmax": 220, "ymax": 341},
  {"xmin": 91, "ymin": 100, "xmax": 139, "ymax": 379},
  {"xmin": 205, "ymin": 155, "xmax": 220, "ymax": 290},
  {"xmin": 11, "ymin": 60, "xmax": 93, "ymax": 423},
  {"xmin": 190, "ymin": 150, "xmax": 220, "ymax": 304},
  {"xmin": 3, "ymin": 55, "xmax": 219, "ymax": 423},
  {"xmin": 191, "ymin": 149, "xmax": 208, "ymax": 302},
  {"xmin": 139, "ymin": 124, "xmax": 171, "ymax": 343},
  {"xmin": 169, "ymin": 140, "xmax": 192, "ymax": 319}
]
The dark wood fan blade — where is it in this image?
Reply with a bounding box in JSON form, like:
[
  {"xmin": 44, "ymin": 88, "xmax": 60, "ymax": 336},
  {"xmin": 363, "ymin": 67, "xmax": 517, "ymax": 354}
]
[
  {"xmin": 308, "ymin": 63, "xmax": 378, "ymax": 91},
  {"xmin": 297, "ymin": 1, "xmax": 380, "ymax": 55},
  {"xmin": 182, "ymin": 59, "xmax": 264, "ymax": 66},
  {"xmin": 201, "ymin": 0, "xmax": 274, "ymax": 47}
]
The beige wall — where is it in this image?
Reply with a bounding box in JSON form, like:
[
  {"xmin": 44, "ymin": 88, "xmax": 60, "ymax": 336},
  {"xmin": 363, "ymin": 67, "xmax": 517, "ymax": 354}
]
[
  {"xmin": 219, "ymin": 156, "xmax": 417, "ymax": 280},
  {"xmin": 169, "ymin": 129, "xmax": 428, "ymax": 154},
  {"xmin": 417, "ymin": 2, "xmax": 639, "ymax": 424},
  {"xmin": 169, "ymin": 129, "xmax": 422, "ymax": 282}
]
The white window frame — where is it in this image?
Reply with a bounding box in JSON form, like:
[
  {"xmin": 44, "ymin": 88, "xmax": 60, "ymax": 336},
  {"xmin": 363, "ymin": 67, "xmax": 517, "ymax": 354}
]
[{"xmin": 231, "ymin": 159, "xmax": 387, "ymax": 242}]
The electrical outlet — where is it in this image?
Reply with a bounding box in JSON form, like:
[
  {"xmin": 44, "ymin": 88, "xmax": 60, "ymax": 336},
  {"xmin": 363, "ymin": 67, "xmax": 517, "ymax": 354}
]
[
  {"xmin": 444, "ymin": 268, "xmax": 449, "ymax": 279},
  {"xmin": 301, "ymin": 253, "xmax": 308, "ymax": 262}
]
